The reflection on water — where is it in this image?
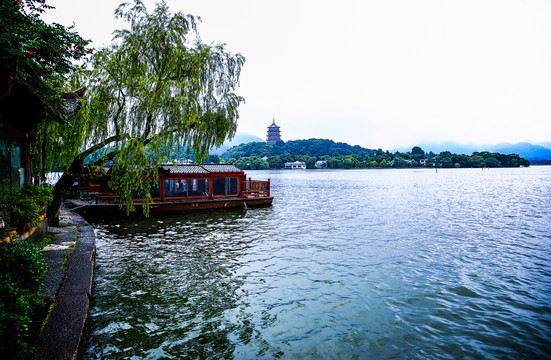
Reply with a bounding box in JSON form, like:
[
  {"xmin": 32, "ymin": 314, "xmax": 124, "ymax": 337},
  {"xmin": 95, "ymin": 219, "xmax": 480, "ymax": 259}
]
[{"xmin": 84, "ymin": 167, "xmax": 551, "ymax": 359}]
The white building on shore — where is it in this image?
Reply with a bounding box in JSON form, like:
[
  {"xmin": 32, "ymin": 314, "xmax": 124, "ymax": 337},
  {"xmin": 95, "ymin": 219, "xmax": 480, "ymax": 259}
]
[{"xmin": 285, "ymin": 161, "xmax": 306, "ymax": 169}]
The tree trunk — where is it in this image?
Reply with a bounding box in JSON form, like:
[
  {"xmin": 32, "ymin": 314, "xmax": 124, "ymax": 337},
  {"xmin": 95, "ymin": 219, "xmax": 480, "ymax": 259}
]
[
  {"xmin": 47, "ymin": 172, "xmax": 75, "ymax": 226},
  {"xmin": 46, "ymin": 134, "xmax": 127, "ymax": 225}
]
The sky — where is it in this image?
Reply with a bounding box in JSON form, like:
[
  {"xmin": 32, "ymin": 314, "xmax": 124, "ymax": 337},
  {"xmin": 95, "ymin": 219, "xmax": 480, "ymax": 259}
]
[{"xmin": 41, "ymin": 0, "xmax": 551, "ymax": 150}]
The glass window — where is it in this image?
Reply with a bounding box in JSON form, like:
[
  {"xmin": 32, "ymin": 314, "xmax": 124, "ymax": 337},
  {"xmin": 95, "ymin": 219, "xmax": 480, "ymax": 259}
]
[
  {"xmin": 149, "ymin": 180, "xmax": 160, "ymax": 198},
  {"xmin": 0, "ymin": 139, "xmax": 10, "ymax": 186},
  {"xmin": 12, "ymin": 143, "xmax": 23, "ymax": 189},
  {"xmin": 188, "ymin": 179, "xmax": 209, "ymax": 197},
  {"xmin": 226, "ymin": 177, "xmax": 238, "ymax": 195},
  {"xmin": 213, "ymin": 178, "xmax": 225, "ymax": 196},
  {"xmin": 0, "ymin": 139, "xmax": 23, "ymax": 189},
  {"xmin": 132, "ymin": 180, "xmax": 160, "ymax": 199},
  {"xmin": 164, "ymin": 179, "xmax": 187, "ymax": 198}
]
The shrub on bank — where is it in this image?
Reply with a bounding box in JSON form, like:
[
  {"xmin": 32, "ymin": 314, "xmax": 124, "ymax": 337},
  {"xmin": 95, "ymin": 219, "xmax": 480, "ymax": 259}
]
[
  {"xmin": 1, "ymin": 184, "xmax": 52, "ymax": 235},
  {"xmin": 21, "ymin": 185, "xmax": 53, "ymax": 213},
  {"xmin": 0, "ymin": 235, "xmax": 48, "ymax": 357}
]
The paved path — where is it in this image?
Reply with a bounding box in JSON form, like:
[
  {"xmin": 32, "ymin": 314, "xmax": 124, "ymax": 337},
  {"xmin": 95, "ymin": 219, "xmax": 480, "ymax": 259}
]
[
  {"xmin": 36, "ymin": 210, "xmax": 96, "ymax": 360},
  {"xmin": 40, "ymin": 214, "xmax": 78, "ymax": 298}
]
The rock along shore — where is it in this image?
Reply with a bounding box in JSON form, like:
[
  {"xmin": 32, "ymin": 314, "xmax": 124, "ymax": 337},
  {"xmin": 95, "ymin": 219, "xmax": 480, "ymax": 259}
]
[{"xmin": 36, "ymin": 210, "xmax": 96, "ymax": 360}]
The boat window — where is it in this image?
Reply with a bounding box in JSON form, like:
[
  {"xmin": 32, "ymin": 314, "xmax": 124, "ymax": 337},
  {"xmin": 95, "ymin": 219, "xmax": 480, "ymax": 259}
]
[
  {"xmin": 213, "ymin": 178, "xmax": 225, "ymax": 196},
  {"xmin": 188, "ymin": 179, "xmax": 209, "ymax": 197},
  {"xmin": 150, "ymin": 180, "xmax": 160, "ymax": 198},
  {"xmin": 164, "ymin": 179, "xmax": 187, "ymax": 198},
  {"xmin": 132, "ymin": 180, "xmax": 160, "ymax": 199},
  {"xmin": 226, "ymin": 177, "xmax": 238, "ymax": 195}
]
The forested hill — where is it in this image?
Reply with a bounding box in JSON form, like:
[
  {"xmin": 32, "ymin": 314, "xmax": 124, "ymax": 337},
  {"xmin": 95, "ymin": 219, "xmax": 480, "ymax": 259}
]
[
  {"xmin": 221, "ymin": 139, "xmax": 375, "ymax": 159},
  {"xmin": 220, "ymin": 139, "xmax": 531, "ymax": 170}
]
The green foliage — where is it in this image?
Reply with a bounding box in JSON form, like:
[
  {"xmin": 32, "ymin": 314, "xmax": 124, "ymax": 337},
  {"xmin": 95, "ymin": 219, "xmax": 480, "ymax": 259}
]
[
  {"xmin": 0, "ymin": 0, "xmax": 92, "ymax": 119},
  {"xmin": 0, "ymin": 241, "xmax": 46, "ymax": 290},
  {"xmin": 1, "ymin": 189, "xmax": 41, "ymax": 229},
  {"xmin": 484, "ymin": 157, "xmax": 501, "ymax": 168},
  {"xmin": 471, "ymin": 151, "xmax": 529, "ymax": 167},
  {"xmin": 21, "ymin": 184, "xmax": 53, "ymax": 211},
  {"xmin": 0, "ymin": 179, "xmax": 10, "ymax": 203},
  {"xmin": 85, "ymin": 0, "xmax": 244, "ymax": 159},
  {"xmin": 469, "ymin": 155, "xmax": 486, "ymax": 168},
  {"xmin": 411, "ymin": 146, "xmax": 425, "ymax": 156},
  {"xmin": 0, "ymin": 240, "xmax": 47, "ymax": 357},
  {"xmin": 39, "ymin": 0, "xmax": 245, "ymax": 220},
  {"xmin": 108, "ymin": 138, "xmax": 158, "ymax": 215},
  {"xmin": 207, "ymin": 154, "xmax": 220, "ymax": 164},
  {"xmin": 222, "ymin": 139, "xmax": 375, "ymax": 160},
  {"xmin": 392, "ymin": 156, "xmax": 407, "ymax": 168},
  {"xmin": 222, "ymin": 139, "xmax": 531, "ymax": 170},
  {"xmin": 234, "ymin": 156, "xmax": 268, "ymax": 170},
  {"xmin": 1, "ymin": 185, "xmax": 51, "ymax": 230}
]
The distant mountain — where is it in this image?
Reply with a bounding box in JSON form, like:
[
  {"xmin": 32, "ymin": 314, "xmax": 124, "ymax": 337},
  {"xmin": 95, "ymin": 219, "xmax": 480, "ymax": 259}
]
[
  {"xmin": 394, "ymin": 142, "xmax": 485, "ymax": 155},
  {"xmin": 490, "ymin": 142, "xmax": 551, "ymax": 161},
  {"xmin": 394, "ymin": 142, "xmax": 551, "ymax": 161},
  {"xmin": 533, "ymin": 142, "xmax": 551, "ymax": 149},
  {"xmin": 210, "ymin": 133, "xmax": 264, "ymax": 155}
]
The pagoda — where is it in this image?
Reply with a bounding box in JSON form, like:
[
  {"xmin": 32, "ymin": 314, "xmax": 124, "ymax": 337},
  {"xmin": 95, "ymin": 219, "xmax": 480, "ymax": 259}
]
[{"xmin": 266, "ymin": 117, "xmax": 281, "ymax": 144}]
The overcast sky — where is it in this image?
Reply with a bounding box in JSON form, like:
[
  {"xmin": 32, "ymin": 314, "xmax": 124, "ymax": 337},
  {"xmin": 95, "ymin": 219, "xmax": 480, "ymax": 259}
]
[{"xmin": 42, "ymin": 0, "xmax": 551, "ymax": 149}]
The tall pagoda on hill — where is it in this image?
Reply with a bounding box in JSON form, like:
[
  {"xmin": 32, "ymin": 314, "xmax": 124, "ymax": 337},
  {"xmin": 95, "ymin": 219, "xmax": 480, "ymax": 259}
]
[{"xmin": 266, "ymin": 117, "xmax": 281, "ymax": 144}]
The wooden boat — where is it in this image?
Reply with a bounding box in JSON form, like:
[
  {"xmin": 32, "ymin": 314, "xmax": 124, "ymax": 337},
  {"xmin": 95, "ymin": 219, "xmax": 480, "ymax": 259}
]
[{"xmin": 67, "ymin": 164, "xmax": 272, "ymax": 216}]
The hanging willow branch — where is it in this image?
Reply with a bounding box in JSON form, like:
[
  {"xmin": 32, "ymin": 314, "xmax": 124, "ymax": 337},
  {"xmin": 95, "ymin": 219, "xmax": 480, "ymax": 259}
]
[{"xmin": 42, "ymin": 0, "xmax": 245, "ymax": 222}]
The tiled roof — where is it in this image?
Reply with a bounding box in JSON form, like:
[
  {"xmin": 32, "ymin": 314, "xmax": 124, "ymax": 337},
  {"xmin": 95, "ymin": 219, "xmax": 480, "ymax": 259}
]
[
  {"xmin": 160, "ymin": 164, "xmax": 243, "ymax": 175},
  {"xmin": 202, "ymin": 164, "xmax": 243, "ymax": 173},
  {"xmin": 62, "ymin": 87, "xmax": 86, "ymax": 117},
  {"xmin": 160, "ymin": 165, "xmax": 209, "ymax": 174}
]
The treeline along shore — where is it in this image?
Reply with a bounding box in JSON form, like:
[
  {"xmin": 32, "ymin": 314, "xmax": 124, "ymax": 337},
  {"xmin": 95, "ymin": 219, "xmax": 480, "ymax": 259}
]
[{"xmin": 220, "ymin": 139, "xmax": 531, "ymax": 170}]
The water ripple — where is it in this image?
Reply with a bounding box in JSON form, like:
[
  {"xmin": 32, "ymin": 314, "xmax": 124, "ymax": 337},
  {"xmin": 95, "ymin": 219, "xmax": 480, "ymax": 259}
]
[{"xmin": 85, "ymin": 168, "xmax": 551, "ymax": 359}]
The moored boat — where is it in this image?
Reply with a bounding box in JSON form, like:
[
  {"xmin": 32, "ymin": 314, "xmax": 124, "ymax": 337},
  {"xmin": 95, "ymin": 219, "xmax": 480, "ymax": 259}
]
[{"xmin": 66, "ymin": 164, "xmax": 272, "ymax": 216}]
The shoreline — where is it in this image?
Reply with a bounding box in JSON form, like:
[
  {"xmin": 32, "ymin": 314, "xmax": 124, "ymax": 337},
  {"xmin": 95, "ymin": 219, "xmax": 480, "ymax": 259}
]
[{"xmin": 36, "ymin": 210, "xmax": 96, "ymax": 360}]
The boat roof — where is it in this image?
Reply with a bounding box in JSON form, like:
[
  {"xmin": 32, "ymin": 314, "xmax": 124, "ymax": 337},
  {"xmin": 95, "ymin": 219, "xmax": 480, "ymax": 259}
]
[
  {"xmin": 160, "ymin": 164, "xmax": 244, "ymax": 175},
  {"xmin": 202, "ymin": 164, "xmax": 244, "ymax": 173}
]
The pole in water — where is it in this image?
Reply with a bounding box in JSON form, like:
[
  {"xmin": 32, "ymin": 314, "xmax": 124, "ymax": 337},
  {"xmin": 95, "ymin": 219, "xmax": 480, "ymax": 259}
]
[{"xmin": 243, "ymin": 202, "xmax": 248, "ymax": 210}]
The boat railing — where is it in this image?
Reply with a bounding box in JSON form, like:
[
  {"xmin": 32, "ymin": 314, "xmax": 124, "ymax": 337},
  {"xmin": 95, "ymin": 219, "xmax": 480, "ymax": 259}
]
[
  {"xmin": 79, "ymin": 180, "xmax": 271, "ymax": 202},
  {"xmin": 242, "ymin": 180, "xmax": 270, "ymax": 197},
  {"xmin": 96, "ymin": 194, "xmax": 119, "ymax": 204}
]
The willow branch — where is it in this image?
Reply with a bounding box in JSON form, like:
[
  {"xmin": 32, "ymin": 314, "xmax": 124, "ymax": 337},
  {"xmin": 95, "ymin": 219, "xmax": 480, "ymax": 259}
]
[
  {"xmin": 68, "ymin": 133, "xmax": 129, "ymax": 173},
  {"xmin": 92, "ymin": 147, "xmax": 121, "ymax": 166}
]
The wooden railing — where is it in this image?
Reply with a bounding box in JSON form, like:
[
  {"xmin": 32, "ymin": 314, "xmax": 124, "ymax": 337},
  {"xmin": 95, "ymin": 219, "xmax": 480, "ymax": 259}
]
[
  {"xmin": 78, "ymin": 180, "xmax": 272, "ymax": 202},
  {"xmin": 242, "ymin": 180, "xmax": 270, "ymax": 197},
  {"xmin": 96, "ymin": 194, "xmax": 119, "ymax": 204}
]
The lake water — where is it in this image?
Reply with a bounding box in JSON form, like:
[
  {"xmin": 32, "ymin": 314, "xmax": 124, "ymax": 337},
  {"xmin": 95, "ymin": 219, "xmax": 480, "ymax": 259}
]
[{"xmin": 83, "ymin": 167, "xmax": 551, "ymax": 359}]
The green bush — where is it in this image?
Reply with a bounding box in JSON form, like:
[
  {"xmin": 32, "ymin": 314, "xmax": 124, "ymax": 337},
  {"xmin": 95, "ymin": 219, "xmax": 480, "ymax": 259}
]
[
  {"xmin": 21, "ymin": 185, "xmax": 53, "ymax": 212},
  {"xmin": 0, "ymin": 190, "xmax": 42, "ymax": 230},
  {"xmin": 0, "ymin": 240, "xmax": 47, "ymax": 358},
  {"xmin": 0, "ymin": 240, "xmax": 46, "ymax": 290},
  {"xmin": 0, "ymin": 185, "xmax": 52, "ymax": 230}
]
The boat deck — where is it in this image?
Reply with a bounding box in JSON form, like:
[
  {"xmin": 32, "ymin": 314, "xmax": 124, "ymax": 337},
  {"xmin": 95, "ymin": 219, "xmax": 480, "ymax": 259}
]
[{"xmin": 67, "ymin": 196, "xmax": 273, "ymax": 216}]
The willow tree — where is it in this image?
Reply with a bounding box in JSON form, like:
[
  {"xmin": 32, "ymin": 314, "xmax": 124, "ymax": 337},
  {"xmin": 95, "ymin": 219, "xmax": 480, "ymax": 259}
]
[{"xmin": 42, "ymin": 0, "xmax": 245, "ymax": 225}]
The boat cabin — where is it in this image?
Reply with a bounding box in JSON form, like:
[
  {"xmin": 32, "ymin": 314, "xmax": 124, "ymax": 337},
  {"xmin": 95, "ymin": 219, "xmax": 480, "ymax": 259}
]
[
  {"xmin": 155, "ymin": 164, "xmax": 270, "ymax": 200},
  {"xmin": 85, "ymin": 164, "xmax": 270, "ymax": 204}
]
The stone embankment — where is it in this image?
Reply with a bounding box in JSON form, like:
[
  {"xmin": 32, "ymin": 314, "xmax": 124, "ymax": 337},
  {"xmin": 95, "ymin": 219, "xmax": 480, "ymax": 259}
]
[{"xmin": 36, "ymin": 210, "xmax": 96, "ymax": 360}]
